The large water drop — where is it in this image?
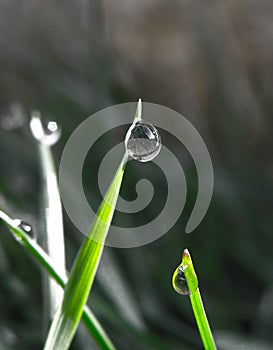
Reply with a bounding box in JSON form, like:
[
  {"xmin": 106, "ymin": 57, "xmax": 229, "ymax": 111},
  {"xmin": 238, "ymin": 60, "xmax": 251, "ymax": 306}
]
[
  {"xmin": 125, "ymin": 120, "xmax": 161, "ymax": 162},
  {"xmin": 172, "ymin": 249, "xmax": 198, "ymax": 296},
  {"xmin": 172, "ymin": 265, "xmax": 191, "ymax": 295}
]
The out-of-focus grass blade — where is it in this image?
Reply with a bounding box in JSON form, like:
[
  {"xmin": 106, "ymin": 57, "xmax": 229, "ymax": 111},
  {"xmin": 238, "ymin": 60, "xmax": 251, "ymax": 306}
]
[
  {"xmin": 30, "ymin": 111, "xmax": 66, "ymax": 318},
  {"xmin": 0, "ymin": 209, "xmax": 116, "ymax": 350},
  {"xmin": 97, "ymin": 250, "xmax": 146, "ymax": 331}
]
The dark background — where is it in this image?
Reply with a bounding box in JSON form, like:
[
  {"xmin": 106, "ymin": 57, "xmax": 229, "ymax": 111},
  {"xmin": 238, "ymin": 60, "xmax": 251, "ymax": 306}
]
[{"xmin": 0, "ymin": 1, "xmax": 272, "ymax": 349}]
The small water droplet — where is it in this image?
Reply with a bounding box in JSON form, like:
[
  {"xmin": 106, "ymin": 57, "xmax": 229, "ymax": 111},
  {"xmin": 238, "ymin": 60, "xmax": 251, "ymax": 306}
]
[
  {"xmin": 13, "ymin": 219, "xmax": 34, "ymax": 241},
  {"xmin": 18, "ymin": 220, "xmax": 33, "ymax": 236},
  {"xmin": 0, "ymin": 103, "xmax": 25, "ymax": 131},
  {"xmin": 30, "ymin": 111, "xmax": 61, "ymax": 146},
  {"xmin": 172, "ymin": 265, "xmax": 191, "ymax": 295},
  {"xmin": 125, "ymin": 121, "xmax": 161, "ymax": 162}
]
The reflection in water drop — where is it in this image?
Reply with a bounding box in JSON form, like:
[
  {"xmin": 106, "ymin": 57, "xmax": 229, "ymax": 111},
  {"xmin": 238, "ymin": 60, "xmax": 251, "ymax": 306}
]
[
  {"xmin": 125, "ymin": 120, "xmax": 161, "ymax": 162},
  {"xmin": 47, "ymin": 121, "xmax": 58, "ymax": 133},
  {"xmin": 0, "ymin": 103, "xmax": 25, "ymax": 131},
  {"xmin": 30, "ymin": 111, "xmax": 61, "ymax": 146},
  {"xmin": 172, "ymin": 265, "xmax": 191, "ymax": 295}
]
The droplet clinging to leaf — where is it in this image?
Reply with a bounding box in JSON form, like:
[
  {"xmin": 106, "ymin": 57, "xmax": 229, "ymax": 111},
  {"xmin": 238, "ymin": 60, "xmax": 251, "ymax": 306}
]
[
  {"xmin": 30, "ymin": 111, "xmax": 61, "ymax": 146},
  {"xmin": 125, "ymin": 120, "xmax": 161, "ymax": 162},
  {"xmin": 172, "ymin": 249, "xmax": 198, "ymax": 296}
]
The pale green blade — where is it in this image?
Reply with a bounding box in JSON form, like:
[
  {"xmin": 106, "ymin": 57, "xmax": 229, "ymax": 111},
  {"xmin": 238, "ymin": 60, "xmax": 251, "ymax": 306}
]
[{"xmin": 30, "ymin": 112, "xmax": 66, "ymax": 318}]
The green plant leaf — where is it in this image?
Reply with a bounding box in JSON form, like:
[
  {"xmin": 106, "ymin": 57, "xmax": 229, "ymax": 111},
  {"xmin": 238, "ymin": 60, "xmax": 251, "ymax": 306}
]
[
  {"xmin": 0, "ymin": 209, "xmax": 116, "ymax": 350},
  {"xmin": 42, "ymin": 101, "xmax": 142, "ymax": 350},
  {"xmin": 43, "ymin": 152, "xmax": 127, "ymax": 350},
  {"xmin": 172, "ymin": 249, "xmax": 217, "ymax": 350},
  {"xmin": 43, "ymin": 99, "xmax": 147, "ymax": 350}
]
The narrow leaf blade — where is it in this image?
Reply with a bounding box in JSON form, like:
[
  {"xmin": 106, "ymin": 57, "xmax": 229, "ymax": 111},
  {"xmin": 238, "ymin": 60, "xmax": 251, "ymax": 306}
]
[
  {"xmin": 43, "ymin": 154, "xmax": 128, "ymax": 350},
  {"xmin": 182, "ymin": 249, "xmax": 217, "ymax": 350}
]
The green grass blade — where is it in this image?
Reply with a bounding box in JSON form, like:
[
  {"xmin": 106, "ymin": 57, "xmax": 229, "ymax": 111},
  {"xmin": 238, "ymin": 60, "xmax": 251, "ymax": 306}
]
[
  {"xmin": 43, "ymin": 151, "xmax": 128, "ymax": 350},
  {"xmin": 135, "ymin": 98, "xmax": 142, "ymax": 122},
  {"xmin": 30, "ymin": 111, "xmax": 66, "ymax": 317},
  {"xmin": 42, "ymin": 100, "xmax": 144, "ymax": 350},
  {"xmin": 172, "ymin": 249, "xmax": 217, "ymax": 350},
  {"xmin": 0, "ymin": 209, "xmax": 116, "ymax": 350},
  {"xmin": 189, "ymin": 288, "xmax": 216, "ymax": 350}
]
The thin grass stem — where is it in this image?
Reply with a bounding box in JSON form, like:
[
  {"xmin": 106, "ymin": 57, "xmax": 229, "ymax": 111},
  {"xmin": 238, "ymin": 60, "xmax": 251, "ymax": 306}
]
[{"xmin": 172, "ymin": 248, "xmax": 217, "ymax": 350}]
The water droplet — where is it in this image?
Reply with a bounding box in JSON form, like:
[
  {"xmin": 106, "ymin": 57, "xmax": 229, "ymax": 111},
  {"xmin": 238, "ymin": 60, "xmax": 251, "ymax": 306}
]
[
  {"xmin": 13, "ymin": 219, "xmax": 34, "ymax": 241},
  {"xmin": 0, "ymin": 103, "xmax": 25, "ymax": 131},
  {"xmin": 125, "ymin": 121, "xmax": 161, "ymax": 162},
  {"xmin": 172, "ymin": 249, "xmax": 198, "ymax": 296},
  {"xmin": 172, "ymin": 265, "xmax": 191, "ymax": 295},
  {"xmin": 18, "ymin": 220, "xmax": 33, "ymax": 236},
  {"xmin": 30, "ymin": 111, "xmax": 61, "ymax": 146}
]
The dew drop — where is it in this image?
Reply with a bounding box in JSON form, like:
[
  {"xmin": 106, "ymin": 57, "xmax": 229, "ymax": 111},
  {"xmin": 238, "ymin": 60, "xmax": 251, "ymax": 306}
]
[
  {"xmin": 17, "ymin": 220, "xmax": 33, "ymax": 236},
  {"xmin": 172, "ymin": 265, "xmax": 191, "ymax": 295},
  {"xmin": 13, "ymin": 219, "xmax": 34, "ymax": 241},
  {"xmin": 30, "ymin": 111, "xmax": 61, "ymax": 146},
  {"xmin": 125, "ymin": 121, "xmax": 161, "ymax": 162}
]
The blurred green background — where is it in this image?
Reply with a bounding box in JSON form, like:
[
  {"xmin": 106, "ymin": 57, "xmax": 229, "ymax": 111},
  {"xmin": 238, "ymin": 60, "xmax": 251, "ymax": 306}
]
[{"xmin": 0, "ymin": 1, "xmax": 273, "ymax": 349}]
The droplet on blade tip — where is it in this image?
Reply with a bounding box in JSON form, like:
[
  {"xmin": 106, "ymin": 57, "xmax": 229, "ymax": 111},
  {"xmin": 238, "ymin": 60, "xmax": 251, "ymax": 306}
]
[
  {"xmin": 30, "ymin": 111, "xmax": 61, "ymax": 146},
  {"xmin": 125, "ymin": 120, "xmax": 162, "ymax": 162},
  {"xmin": 172, "ymin": 248, "xmax": 198, "ymax": 296},
  {"xmin": 172, "ymin": 265, "xmax": 191, "ymax": 296}
]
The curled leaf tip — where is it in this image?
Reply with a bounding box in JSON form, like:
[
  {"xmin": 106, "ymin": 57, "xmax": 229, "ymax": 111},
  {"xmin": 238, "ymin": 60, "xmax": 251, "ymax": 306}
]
[
  {"xmin": 182, "ymin": 248, "xmax": 190, "ymax": 259},
  {"xmin": 182, "ymin": 248, "xmax": 192, "ymax": 267}
]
